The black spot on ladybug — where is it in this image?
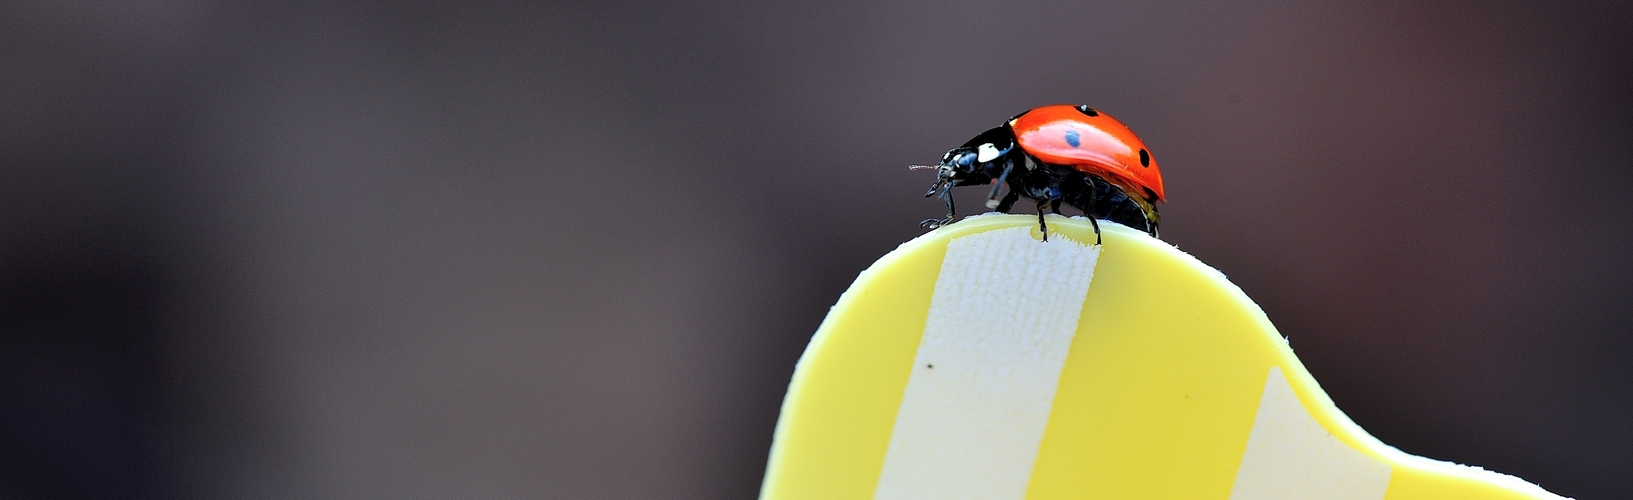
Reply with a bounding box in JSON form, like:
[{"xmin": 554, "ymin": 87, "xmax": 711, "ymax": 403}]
[
  {"xmin": 1075, "ymin": 105, "xmax": 1099, "ymax": 117},
  {"xmin": 1064, "ymin": 130, "xmax": 1081, "ymax": 147},
  {"xmin": 1139, "ymin": 149, "xmax": 1150, "ymax": 167}
]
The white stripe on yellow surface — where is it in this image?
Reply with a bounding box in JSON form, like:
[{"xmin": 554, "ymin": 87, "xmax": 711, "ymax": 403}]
[
  {"xmin": 874, "ymin": 226, "xmax": 1100, "ymax": 500},
  {"xmin": 1229, "ymin": 366, "xmax": 1392, "ymax": 500}
]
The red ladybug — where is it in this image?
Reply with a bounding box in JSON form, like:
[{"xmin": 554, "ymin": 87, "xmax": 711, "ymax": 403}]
[{"xmin": 914, "ymin": 104, "xmax": 1164, "ymax": 242}]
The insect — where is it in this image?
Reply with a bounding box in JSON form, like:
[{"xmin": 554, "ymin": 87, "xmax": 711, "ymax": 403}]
[{"xmin": 913, "ymin": 104, "xmax": 1164, "ymax": 243}]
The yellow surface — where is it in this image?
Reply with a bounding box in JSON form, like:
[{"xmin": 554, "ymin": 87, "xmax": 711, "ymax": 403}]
[{"xmin": 759, "ymin": 214, "xmax": 1561, "ymax": 499}]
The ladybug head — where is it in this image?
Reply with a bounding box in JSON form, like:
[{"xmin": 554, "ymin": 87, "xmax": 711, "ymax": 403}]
[{"xmin": 914, "ymin": 126, "xmax": 1016, "ymax": 197}]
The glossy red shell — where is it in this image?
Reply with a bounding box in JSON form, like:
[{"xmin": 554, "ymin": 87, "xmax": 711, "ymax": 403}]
[{"xmin": 1010, "ymin": 105, "xmax": 1165, "ymax": 202}]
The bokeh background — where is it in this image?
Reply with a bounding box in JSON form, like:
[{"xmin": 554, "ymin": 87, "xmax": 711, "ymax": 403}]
[{"xmin": 4, "ymin": 1, "xmax": 1631, "ymax": 498}]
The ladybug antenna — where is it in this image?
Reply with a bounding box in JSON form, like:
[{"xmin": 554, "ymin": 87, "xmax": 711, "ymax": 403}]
[{"xmin": 908, "ymin": 164, "xmax": 939, "ymax": 171}]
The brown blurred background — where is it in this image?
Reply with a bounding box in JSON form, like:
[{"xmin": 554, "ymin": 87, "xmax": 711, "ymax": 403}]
[{"xmin": 2, "ymin": 1, "xmax": 1630, "ymax": 498}]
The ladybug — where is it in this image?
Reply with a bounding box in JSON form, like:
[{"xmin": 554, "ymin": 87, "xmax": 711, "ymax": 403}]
[{"xmin": 913, "ymin": 104, "xmax": 1164, "ymax": 243}]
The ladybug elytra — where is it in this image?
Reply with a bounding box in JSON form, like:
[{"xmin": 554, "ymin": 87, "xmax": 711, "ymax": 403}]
[{"xmin": 913, "ymin": 104, "xmax": 1164, "ymax": 243}]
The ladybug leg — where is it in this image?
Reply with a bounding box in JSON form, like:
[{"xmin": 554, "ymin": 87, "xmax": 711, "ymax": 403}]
[
  {"xmin": 1081, "ymin": 182, "xmax": 1103, "ymax": 245},
  {"xmin": 920, "ymin": 188, "xmax": 956, "ymax": 229},
  {"xmin": 985, "ymin": 163, "xmax": 1015, "ymax": 210},
  {"xmin": 1087, "ymin": 214, "xmax": 1102, "ymax": 246},
  {"xmin": 1035, "ymin": 198, "xmax": 1051, "ymax": 242},
  {"xmin": 994, "ymin": 191, "xmax": 1019, "ymax": 213}
]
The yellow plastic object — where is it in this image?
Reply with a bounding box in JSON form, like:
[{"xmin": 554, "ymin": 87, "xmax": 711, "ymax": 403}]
[{"xmin": 760, "ymin": 214, "xmax": 1564, "ymax": 500}]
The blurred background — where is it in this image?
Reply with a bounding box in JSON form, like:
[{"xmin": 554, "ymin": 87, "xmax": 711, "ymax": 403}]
[{"xmin": 3, "ymin": 1, "xmax": 1630, "ymax": 498}]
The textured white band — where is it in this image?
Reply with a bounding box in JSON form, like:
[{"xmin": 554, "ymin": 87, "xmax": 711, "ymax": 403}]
[
  {"xmin": 874, "ymin": 227, "xmax": 1100, "ymax": 500},
  {"xmin": 1229, "ymin": 366, "xmax": 1392, "ymax": 500}
]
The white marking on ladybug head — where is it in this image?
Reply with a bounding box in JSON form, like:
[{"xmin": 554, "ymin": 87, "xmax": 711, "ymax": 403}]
[{"xmin": 976, "ymin": 143, "xmax": 1001, "ymax": 163}]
